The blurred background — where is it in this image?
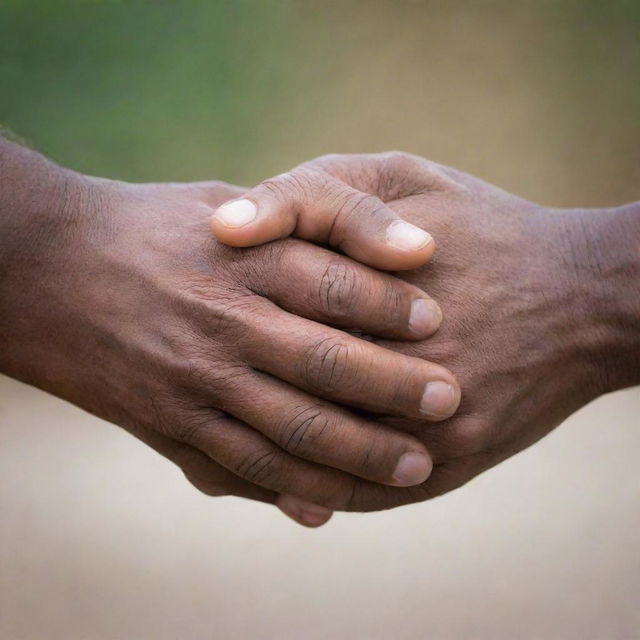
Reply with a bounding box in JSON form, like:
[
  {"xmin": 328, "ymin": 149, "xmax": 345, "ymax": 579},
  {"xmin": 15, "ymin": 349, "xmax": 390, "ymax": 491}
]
[{"xmin": 1, "ymin": 1, "xmax": 639, "ymax": 638}]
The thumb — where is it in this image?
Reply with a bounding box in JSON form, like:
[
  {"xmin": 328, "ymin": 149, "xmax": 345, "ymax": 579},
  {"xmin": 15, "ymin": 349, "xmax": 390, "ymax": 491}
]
[{"xmin": 210, "ymin": 170, "xmax": 435, "ymax": 271}]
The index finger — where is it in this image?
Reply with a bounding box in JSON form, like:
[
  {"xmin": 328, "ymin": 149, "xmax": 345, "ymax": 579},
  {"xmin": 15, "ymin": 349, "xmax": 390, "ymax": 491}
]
[{"xmin": 237, "ymin": 239, "xmax": 442, "ymax": 340}]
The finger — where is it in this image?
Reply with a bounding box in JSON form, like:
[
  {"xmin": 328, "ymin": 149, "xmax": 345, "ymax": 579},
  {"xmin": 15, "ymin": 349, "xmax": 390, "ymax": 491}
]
[
  {"xmin": 241, "ymin": 299, "xmax": 461, "ymax": 420},
  {"xmin": 277, "ymin": 457, "xmax": 484, "ymax": 515},
  {"xmin": 177, "ymin": 409, "xmax": 379, "ymax": 511},
  {"xmin": 182, "ymin": 452, "xmax": 332, "ymax": 528},
  {"xmin": 181, "ymin": 450, "xmax": 276, "ymax": 503},
  {"xmin": 221, "ymin": 371, "xmax": 433, "ymax": 487},
  {"xmin": 210, "ymin": 171, "xmax": 435, "ymax": 270},
  {"xmin": 130, "ymin": 425, "xmax": 277, "ymax": 504},
  {"xmin": 276, "ymin": 494, "xmax": 333, "ymax": 527},
  {"xmin": 243, "ymin": 239, "xmax": 442, "ymax": 339},
  {"xmin": 131, "ymin": 410, "xmax": 333, "ymax": 527}
]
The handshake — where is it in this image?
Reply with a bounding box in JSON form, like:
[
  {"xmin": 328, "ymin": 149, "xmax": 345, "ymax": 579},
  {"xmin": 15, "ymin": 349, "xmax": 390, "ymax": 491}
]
[{"xmin": 1, "ymin": 141, "xmax": 638, "ymax": 527}]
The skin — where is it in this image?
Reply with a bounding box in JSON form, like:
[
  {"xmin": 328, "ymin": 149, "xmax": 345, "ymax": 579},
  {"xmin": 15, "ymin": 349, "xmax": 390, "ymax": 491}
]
[
  {"xmin": 210, "ymin": 152, "xmax": 640, "ymax": 523},
  {"xmin": 2, "ymin": 141, "xmax": 638, "ymax": 527},
  {"xmin": 0, "ymin": 141, "xmax": 465, "ymax": 528}
]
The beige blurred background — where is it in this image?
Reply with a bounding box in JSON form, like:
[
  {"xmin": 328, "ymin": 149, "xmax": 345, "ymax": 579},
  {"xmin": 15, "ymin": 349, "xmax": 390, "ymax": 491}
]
[{"xmin": 1, "ymin": 2, "xmax": 639, "ymax": 638}]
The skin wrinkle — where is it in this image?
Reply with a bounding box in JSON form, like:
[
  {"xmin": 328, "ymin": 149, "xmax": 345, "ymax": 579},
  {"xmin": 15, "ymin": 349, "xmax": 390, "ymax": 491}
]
[
  {"xmin": 319, "ymin": 342, "xmax": 349, "ymax": 391},
  {"xmin": 3, "ymin": 140, "xmax": 639, "ymax": 519},
  {"xmin": 5, "ymin": 140, "xmax": 473, "ymax": 520},
  {"xmin": 325, "ymin": 186, "xmax": 353, "ymax": 237},
  {"xmin": 237, "ymin": 450, "xmax": 280, "ymax": 485},
  {"xmin": 318, "ymin": 261, "xmax": 361, "ymax": 320},
  {"xmin": 213, "ymin": 152, "xmax": 639, "ymax": 515},
  {"xmin": 287, "ymin": 171, "xmax": 318, "ymax": 210},
  {"xmin": 328, "ymin": 192, "xmax": 380, "ymax": 247},
  {"xmin": 283, "ymin": 408, "xmax": 327, "ymax": 455}
]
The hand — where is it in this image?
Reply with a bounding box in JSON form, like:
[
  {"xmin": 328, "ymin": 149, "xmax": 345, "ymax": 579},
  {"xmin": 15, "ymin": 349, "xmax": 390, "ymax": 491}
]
[
  {"xmin": 211, "ymin": 151, "xmax": 640, "ymax": 516},
  {"xmin": 0, "ymin": 142, "xmax": 463, "ymax": 526}
]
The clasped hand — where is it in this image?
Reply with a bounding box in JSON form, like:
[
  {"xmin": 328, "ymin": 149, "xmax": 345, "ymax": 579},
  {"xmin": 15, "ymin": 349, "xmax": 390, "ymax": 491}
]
[{"xmin": 4, "ymin": 142, "xmax": 631, "ymax": 527}]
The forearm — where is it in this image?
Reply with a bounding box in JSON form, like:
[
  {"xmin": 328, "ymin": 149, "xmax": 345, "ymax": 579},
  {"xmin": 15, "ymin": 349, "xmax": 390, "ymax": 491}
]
[{"xmin": 0, "ymin": 139, "xmax": 92, "ymax": 380}]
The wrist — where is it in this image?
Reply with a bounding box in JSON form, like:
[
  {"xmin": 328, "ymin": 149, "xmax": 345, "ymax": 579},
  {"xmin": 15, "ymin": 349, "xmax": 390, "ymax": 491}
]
[
  {"xmin": 556, "ymin": 203, "xmax": 640, "ymax": 394},
  {"xmin": 0, "ymin": 140, "xmax": 98, "ymax": 268}
]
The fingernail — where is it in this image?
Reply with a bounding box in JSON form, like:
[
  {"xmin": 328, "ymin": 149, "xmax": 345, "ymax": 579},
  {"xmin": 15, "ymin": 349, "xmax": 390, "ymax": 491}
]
[
  {"xmin": 420, "ymin": 381, "xmax": 457, "ymax": 417},
  {"xmin": 386, "ymin": 220, "xmax": 433, "ymax": 251},
  {"xmin": 392, "ymin": 452, "xmax": 432, "ymax": 486},
  {"xmin": 409, "ymin": 298, "xmax": 442, "ymax": 336},
  {"xmin": 213, "ymin": 198, "xmax": 257, "ymax": 228}
]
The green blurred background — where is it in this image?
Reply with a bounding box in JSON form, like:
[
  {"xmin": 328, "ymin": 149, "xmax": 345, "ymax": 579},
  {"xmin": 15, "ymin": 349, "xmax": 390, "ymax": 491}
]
[
  {"xmin": 2, "ymin": 3, "xmax": 640, "ymax": 639},
  {"xmin": 1, "ymin": 0, "xmax": 639, "ymax": 207}
]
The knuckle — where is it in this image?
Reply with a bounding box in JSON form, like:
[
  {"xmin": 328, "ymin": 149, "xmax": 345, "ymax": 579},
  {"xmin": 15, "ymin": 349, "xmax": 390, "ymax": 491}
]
[
  {"xmin": 302, "ymin": 337, "xmax": 353, "ymax": 393},
  {"xmin": 171, "ymin": 278, "xmax": 261, "ymax": 343},
  {"xmin": 203, "ymin": 297, "xmax": 258, "ymax": 342},
  {"xmin": 236, "ymin": 449, "xmax": 283, "ymax": 486},
  {"xmin": 380, "ymin": 150, "xmax": 413, "ymax": 166},
  {"xmin": 304, "ymin": 154, "xmax": 348, "ymax": 178},
  {"xmin": 176, "ymin": 410, "xmax": 225, "ymax": 445},
  {"xmin": 335, "ymin": 190, "xmax": 382, "ymax": 223},
  {"xmin": 381, "ymin": 150, "xmax": 429, "ymax": 175},
  {"xmin": 227, "ymin": 239, "xmax": 290, "ymax": 290},
  {"xmin": 317, "ymin": 261, "xmax": 362, "ymax": 320},
  {"xmin": 261, "ymin": 168, "xmax": 320, "ymax": 203},
  {"xmin": 260, "ymin": 173, "xmax": 297, "ymax": 200},
  {"xmin": 374, "ymin": 150, "xmax": 459, "ymax": 200},
  {"xmin": 178, "ymin": 356, "xmax": 250, "ymax": 405},
  {"xmin": 198, "ymin": 297, "xmax": 243, "ymax": 335},
  {"xmin": 278, "ymin": 405, "xmax": 331, "ymax": 456},
  {"xmin": 327, "ymin": 188, "xmax": 388, "ymax": 244},
  {"xmin": 376, "ymin": 151, "xmax": 426, "ymax": 200}
]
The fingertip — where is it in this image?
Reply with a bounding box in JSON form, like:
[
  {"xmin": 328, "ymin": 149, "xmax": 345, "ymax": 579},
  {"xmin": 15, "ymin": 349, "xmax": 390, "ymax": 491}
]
[
  {"xmin": 276, "ymin": 494, "xmax": 334, "ymax": 528},
  {"xmin": 391, "ymin": 450, "xmax": 433, "ymax": 487},
  {"xmin": 210, "ymin": 198, "xmax": 263, "ymax": 247},
  {"xmin": 211, "ymin": 195, "xmax": 298, "ymax": 248},
  {"xmin": 408, "ymin": 298, "xmax": 443, "ymax": 338},
  {"xmin": 386, "ymin": 220, "xmax": 433, "ymax": 251},
  {"xmin": 213, "ymin": 198, "xmax": 258, "ymax": 228},
  {"xmin": 382, "ymin": 220, "xmax": 436, "ymax": 270},
  {"xmin": 419, "ymin": 377, "xmax": 462, "ymax": 421}
]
